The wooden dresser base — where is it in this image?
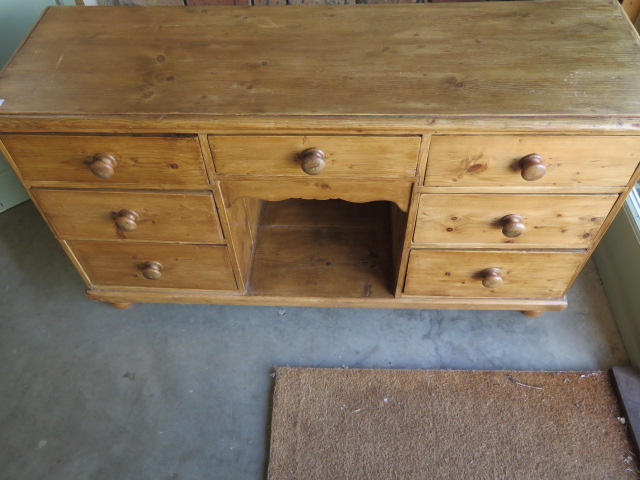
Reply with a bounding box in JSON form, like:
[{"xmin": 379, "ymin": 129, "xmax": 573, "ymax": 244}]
[{"xmin": 87, "ymin": 288, "xmax": 568, "ymax": 314}]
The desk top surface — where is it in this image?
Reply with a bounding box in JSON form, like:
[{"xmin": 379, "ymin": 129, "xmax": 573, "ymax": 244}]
[{"xmin": 1, "ymin": 0, "xmax": 640, "ymax": 122}]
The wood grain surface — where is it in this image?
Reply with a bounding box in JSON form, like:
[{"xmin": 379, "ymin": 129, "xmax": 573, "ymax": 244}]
[
  {"xmin": 86, "ymin": 287, "xmax": 568, "ymax": 310},
  {"xmin": 250, "ymin": 200, "xmax": 393, "ymax": 298},
  {"xmin": 33, "ymin": 189, "xmax": 225, "ymax": 243},
  {"xmin": 259, "ymin": 198, "xmax": 387, "ymax": 228},
  {"xmin": 1, "ymin": 2, "xmax": 639, "ymax": 118},
  {"xmin": 5, "ymin": 116, "xmax": 640, "ymax": 135},
  {"xmin": 413, "ymin": 194, "xmax": 617, "ymax": 248},
  {"xmin": 220, "ymin": 195, "xmax": 261, "ymax": 291},
  {"xmin": 404, "ymin": 249, "xmax": 585, "ymax": 298},
  {"xmin": 219, "ymin": 177, "xmax": 414, "ymax": 211},
  {"xmin": 0, "ymin": 135, "xmax": 208, "ymax": 187},
  {"xmin": 210, "ymin": 135, "xmax": 420, "ymax": 177},
  {"xmin": 68, "ymin": 241, "xmax": 237, "ymax": 290},
  {"xmin": 425, "ymin": 135, "xmax": 640, "ymax": 187}
]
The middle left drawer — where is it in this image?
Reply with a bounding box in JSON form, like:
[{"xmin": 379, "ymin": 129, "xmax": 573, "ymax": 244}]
[{"xmin": 32, "ymin": 189, "xmax": 224, "ymax": 244}]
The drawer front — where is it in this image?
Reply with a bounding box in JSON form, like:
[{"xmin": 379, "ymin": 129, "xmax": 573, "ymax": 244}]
[
  {"xmin": 413, "ymin": 194, "xmax": 617, "ymax": 248},
  {"xmin": 404, "ymin": 249, "xmax": 584, "ymax": 298},
  {"xmin": 68, "ymin": 241, "xmax": 237, "ymax": 291},
  {"xmin": 425, "ymin": 136, "xmax": 640, "ymax": 187},
  {"xmin": 33, "ymin": 189, "xmax": 224, "ymax": 244},
  {"xmin": 1, "ymin": 135, "xmax": 208, "ymax": 186},
  {"xmin": 210, "ymin": 135, "xmax": 421, "ymax": 177}
]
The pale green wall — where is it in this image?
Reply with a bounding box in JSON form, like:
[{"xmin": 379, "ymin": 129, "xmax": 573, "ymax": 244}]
[
  {"xmin": 594, "ymin": 202, "xmax": 640, "ymax": 368},
  {"xmin": 0, "ymin": 0, "xmax": 69, "ymax": 212}
]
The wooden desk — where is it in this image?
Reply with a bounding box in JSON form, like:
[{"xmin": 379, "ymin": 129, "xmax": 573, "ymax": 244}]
[{"xmin": 1, "ymin": 1, "xmax": 640, "ymax": 314}]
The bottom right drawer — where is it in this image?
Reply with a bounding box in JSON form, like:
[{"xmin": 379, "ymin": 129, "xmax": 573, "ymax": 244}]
[{"xmin": 404, "ymin": 249, "xmax": 585, "ymax": 298}]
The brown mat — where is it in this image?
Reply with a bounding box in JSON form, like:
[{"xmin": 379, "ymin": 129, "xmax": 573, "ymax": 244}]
[{"xmin": 268, "ymin": 368, "xmax": 639, "ymax": 479}]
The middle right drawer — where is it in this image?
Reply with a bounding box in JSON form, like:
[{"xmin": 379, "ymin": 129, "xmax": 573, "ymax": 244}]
[{"xmin": 413, "ymin": 193, "xmax": 617, "ymax": 249}]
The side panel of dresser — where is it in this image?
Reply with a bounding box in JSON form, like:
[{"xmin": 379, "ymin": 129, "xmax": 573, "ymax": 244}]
[
  {"xmin": 0, "ymin": 134, "xmax": 241, "ymax": 296},
  {"xmin": 405, "ymin": 135, "xmax": 640, "ymax": 307}
]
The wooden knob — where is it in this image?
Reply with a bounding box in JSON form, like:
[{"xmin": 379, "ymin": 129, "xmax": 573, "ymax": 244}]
[
  {"xmin": 518, "ymin": 154, "xmax": 546, "ymax": 181},
  {"xmin": 299, "ymin": 148, "xmax": 326, "ymax": 175},
  {"xmin": 114, "ymin": 209, "xmax": 139, "ymax": 232},
  {"xmin": 500, "ymin": 214, "xmax": 525, "ymax": 238},
  {"xmin": 141, "ymin": 261, "xmax": 163, "ymax": 280},
  {"xmin": 481, "ymin": 267, "xmax": 503, "ymax": 289},
  {"xmin": 89, "ymin": 153, "xmax": 117, "ymax": 179}
]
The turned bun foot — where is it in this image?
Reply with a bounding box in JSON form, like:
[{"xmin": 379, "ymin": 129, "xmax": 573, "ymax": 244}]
[
  {"xmin": 522, "ymin": 310, "xmax": 544, "ymax": 317},
  {"xmin": 111, "ymin": 302, "xmax": 133, "ymax": 309}
]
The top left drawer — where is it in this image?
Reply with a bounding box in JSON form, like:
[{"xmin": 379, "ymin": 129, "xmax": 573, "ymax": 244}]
[{"xmin": 0, "ymin": 135, "xmax": 208, "ymax": 187}]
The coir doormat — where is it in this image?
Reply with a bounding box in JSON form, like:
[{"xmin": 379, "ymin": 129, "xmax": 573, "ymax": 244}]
[{"xmin": 268, "ymin": 368, "xmax": 638, "ymax": 479}]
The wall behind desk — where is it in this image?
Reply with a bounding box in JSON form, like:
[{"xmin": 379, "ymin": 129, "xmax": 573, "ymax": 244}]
[{"xmin": 0, "ymin": 0, "xmax": 72, "ymax": 212}]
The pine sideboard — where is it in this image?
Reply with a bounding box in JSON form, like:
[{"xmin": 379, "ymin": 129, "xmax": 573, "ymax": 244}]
[{"xmin": 1, "ymin": 1, "xmax": 640, "ymax": 315}]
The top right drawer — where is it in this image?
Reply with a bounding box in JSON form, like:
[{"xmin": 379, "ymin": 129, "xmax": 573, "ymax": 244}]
[{"xmin": 425, "ymin": 136, "xmax": 640, "ymax": 187}]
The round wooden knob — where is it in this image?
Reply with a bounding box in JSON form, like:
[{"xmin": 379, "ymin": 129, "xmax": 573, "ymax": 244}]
[
  {"xmin": 299, "ymin": 148, "xmax": 326, "ymax": 175},
  {"xmin": 500, "ymin": 214, "xmax": 525, "ymax": 238},
  {"xmin": 89, "ymin": 153, "xmax": 117, "ymax": 179},
  {"xmin": 481, "ymin": 267, "xmax": 503, "ymax": 289},
  {"xmin": 114, "ymin": 209, "xmax": 139, "ymax": 232},
  {"xmin": 518, "ymin": 154, "xmax": 546, "ymax": 181},
  {"xmin": 141, "ymin": 261, "xmax": 163, "ymax": 280}
]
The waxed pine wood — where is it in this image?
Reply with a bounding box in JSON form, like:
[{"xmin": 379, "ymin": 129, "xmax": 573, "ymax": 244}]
[
  {"xmin": 244, "ymin": 197, "xmax": 263, "ymax": 244},
  {"xmin": 249, "ymin": 226, "xmax": 388, "ymax": 299},
  {"xmin": 4, "ymin": 116, "xmax": 640, "ymax": 135},
  {"xmin": 85, "ymin": 288, "xmax": 569, "ymax": 311},
  {"xmin": 1, "ymin": 2, "xmax": 640, "ymax": 119},
  {"xmin": 221, "ymin": 194, "xmax": 260, "ymax": 291},
  {"xmin": 249, "ymin": 200, "xmax": 393, "ymax": 299},
  {"xmin": 425, "ymin": 136, "xmax": 640, "ymax": 187},
  {"xmin": 413, "ymin": 194, "xmax": 618, "ymax": 248},
  {"xmin": 259, "ymin": 198, "xmax": 387, "ymax": 228},
  {"xmin": 0, "ymin": 135, "xmax": 208, "ymax": 187},
  {"xmin": 404, "ymin": 250, "xmax": 585, "ymax": 298},
  {"xmin": 622, "ymin": 0, "xmax": 640, "ymax": 22},
  {"xmin": 32, "ymin": 189, "xmax": 225, "ymax": 244},
  {"xmin": 210, "ymin": 136, "xmax": 420, "ymax": 177},
  {"xmin": 68, "ymin": 241, "xmax": 237, "ymax": 291},
  {"xmin": 219, "ymin": 177, "xmax": 414, "ymax": 211}
]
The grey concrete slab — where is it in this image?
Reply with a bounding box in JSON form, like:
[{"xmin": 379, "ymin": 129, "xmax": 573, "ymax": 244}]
[{"xmin": 0, "ymin": 201, "xmax": 630, "ymax": 480}]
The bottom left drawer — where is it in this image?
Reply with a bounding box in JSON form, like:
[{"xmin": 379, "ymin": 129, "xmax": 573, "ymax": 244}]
[{"xmin": 67, "ymin": 241, "xmax": 238, "ymax": 291}]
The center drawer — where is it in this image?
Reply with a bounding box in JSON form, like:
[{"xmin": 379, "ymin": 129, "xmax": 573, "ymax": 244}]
[
  {"xmin": 33, "ymin": 189, "xmax": 224, "ymax": 244},
  {"xmin": 209, "ymin": 135, "xmax": 421, "ymax": 177}
]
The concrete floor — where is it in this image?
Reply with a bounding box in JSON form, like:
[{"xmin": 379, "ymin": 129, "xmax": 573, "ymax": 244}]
[{"xmin": 0, "ymin": 201, "xmax": 630, "ymax": 480}]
